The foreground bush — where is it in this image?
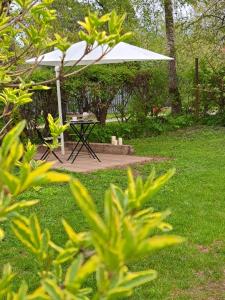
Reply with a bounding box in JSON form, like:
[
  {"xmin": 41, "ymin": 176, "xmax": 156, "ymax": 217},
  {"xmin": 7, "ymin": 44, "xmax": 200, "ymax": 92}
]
[{"xmin": 0, "ymin": 122, "xmax": 184, "ymax": 299}]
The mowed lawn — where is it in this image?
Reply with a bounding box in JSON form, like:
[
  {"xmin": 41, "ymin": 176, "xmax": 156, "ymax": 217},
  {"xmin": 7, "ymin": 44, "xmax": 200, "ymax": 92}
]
[{"xmin": 1, "ymin": 126, "xmax": 225, "ymax": 299}]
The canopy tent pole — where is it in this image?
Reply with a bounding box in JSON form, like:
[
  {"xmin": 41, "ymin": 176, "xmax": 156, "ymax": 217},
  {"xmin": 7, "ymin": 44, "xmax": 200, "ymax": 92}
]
[{"xmin": 55, "ymin": 66, "xmax": 65, "ymax": 155}]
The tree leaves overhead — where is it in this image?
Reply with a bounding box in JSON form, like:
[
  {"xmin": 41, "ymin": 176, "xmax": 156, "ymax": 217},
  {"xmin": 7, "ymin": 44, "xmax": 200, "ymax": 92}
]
[{"xmin": 78, "ymin": 10, "xmax": 132, "ymax": 47}]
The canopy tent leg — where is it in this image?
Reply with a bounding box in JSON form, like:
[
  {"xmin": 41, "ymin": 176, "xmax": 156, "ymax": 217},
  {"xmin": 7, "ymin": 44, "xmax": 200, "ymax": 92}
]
[{"xmin": 55, "ymin": 66, "xmax": 65, "ymax": 155}]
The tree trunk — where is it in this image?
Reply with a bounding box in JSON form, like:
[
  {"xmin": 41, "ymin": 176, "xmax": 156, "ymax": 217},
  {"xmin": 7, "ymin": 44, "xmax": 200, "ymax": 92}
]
[
  {"xmin": 61, "ymin": 86, "xmax": 67, "ymax": 124},
  {"xmin": 163, "ymin": 0, "xmax": 182, "ymax": 115},
  {"xmin": 194, "ymin": 58, "xmax": 200, "ymax": 117},
  {"xmin": 94, "ymin": 105, "xmax": 108, "ymax": 125}
]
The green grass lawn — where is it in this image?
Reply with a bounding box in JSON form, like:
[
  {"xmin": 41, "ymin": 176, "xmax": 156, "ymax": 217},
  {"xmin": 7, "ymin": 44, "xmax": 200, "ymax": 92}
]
[{"xmin": 1, "ymin": 126, "xmax": 225, "ymax": 299}]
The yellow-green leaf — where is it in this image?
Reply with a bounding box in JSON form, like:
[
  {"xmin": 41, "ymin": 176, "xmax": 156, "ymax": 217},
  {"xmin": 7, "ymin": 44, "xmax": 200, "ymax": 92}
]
[{"xmin": 0, "ymin": 228, "xmax": 4, "ymax": 241}]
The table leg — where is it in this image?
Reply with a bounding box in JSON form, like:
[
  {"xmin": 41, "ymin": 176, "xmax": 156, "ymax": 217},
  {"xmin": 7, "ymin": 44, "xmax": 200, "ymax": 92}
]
[
  {"xmin": 77, "ymin": 123, "xmax": 101, "ymax": 162},
  {"xmin": 67, "ymin": 124, "xmax": 90, "ymax": 160},
  {"xmin": 71, "ymin": 124, "xmax": 96, "ymax": 163},
  {"xmin": 69, "ymin": 122, "xmax": 101, "ymax": 164}
]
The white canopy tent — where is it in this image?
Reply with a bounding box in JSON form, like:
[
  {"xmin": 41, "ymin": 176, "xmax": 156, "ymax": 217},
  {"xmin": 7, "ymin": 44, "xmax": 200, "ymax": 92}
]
[{"xmin": 26, "ymin": 41, "xmax": 173, "ymax": 154}]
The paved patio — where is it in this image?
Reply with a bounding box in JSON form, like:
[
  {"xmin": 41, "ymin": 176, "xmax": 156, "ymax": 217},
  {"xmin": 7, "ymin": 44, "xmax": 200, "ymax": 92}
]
[{"xmin": 37, "ymin": 149, "xmax": 166, "ymax": 173}]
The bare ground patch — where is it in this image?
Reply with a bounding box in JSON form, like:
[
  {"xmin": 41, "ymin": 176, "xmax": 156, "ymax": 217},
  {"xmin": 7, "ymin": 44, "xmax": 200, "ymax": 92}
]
[
  {"xmin": 171, "ymin": 241, "xmax": 225, "ymax": 299},
  {"xmin": 195, "ymin": 240, "xmax": 224, "ymax": 254},
  {"xmin": 172, "ymin": 278, "xmax": 225, "ymax": 300}
]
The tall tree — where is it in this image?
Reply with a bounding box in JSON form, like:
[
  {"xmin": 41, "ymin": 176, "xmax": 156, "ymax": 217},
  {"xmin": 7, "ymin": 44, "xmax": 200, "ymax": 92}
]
[{"xmin": 164, "ymin": 0, "xmax": 182, "ymax": 114}]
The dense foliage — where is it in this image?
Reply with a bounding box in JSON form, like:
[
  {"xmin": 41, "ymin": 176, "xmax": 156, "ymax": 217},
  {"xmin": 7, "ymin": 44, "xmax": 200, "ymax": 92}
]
[
  {"xmin": 50, "ymin": 0, "xmax": 224, "ymax": 121},
  {"xmin": 22, "ymin": 0, "xmax": 224, "ymax": 132},
  {"xmin": 26, "ymin": 63, "xmax": 169, "ymax": 127},
  {"xmin": 87, "ymin": 115, "xmax": 195, "ymax": 143}
]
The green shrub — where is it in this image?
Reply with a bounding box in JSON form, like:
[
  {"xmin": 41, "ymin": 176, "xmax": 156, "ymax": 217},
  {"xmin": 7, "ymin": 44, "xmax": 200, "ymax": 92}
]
[
  {"xmin": 164, "ymin": 115, "xmax": 195, "ymax": 130},
  {"xmin": 88, "ymin": 120, "xmax": 164, "ymax": 143},
  {"xmin": 200, "ymin": 113, "xmax": 225, "ymax": 126},
  {"xmin": 67, "ymin": 115, "xmax": 195, "ymax": 144}
]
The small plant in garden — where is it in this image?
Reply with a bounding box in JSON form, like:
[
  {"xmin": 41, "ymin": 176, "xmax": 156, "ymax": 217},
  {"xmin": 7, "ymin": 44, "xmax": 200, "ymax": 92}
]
[
  {"xmin": 47, "ymin": 113, "xmax": 69, "ymax": 150},
  {"xmin": 0, "ymin": 123, "xmax": 184, "ymax": 298}
]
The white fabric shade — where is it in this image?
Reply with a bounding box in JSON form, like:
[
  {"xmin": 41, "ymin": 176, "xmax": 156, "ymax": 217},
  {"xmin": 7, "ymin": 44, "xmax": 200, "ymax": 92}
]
[
  {"xmin": 26, "ymin": 41, "xmax": 173, "ymax": 67},
  {"xmin": 26, "ymin": 41, "xmax": 172, "ymax": 156}
]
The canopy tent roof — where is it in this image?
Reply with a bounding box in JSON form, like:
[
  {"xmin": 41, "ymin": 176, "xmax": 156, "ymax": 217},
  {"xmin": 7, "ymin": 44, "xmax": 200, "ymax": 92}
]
[{"xmin": 26, "ymin": 41, "xmax": 173, "ymax": 67}]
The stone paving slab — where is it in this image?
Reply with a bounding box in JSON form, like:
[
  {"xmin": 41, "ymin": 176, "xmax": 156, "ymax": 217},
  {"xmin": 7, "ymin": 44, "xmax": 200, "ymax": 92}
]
[{"xmin": 37, "ymin": 150, "xmax": 166, "ymax": 173}]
